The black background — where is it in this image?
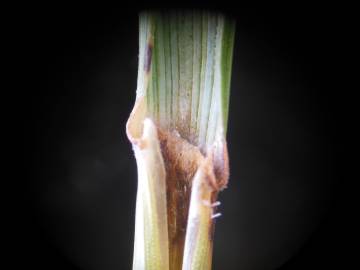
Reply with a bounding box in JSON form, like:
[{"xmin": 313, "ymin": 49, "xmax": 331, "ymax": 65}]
[{"xmin": 19, "ymin": 4, "xmax": 348, "ymax": 270}]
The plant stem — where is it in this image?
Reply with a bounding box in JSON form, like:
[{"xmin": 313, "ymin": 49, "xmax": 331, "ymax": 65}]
[{"xmin": 127, "ymin": 10, "xmax": 235, "ymax": 270}]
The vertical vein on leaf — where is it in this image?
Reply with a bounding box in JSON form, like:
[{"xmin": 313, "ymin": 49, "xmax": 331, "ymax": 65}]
[
  {"xmin": 156, "ymin": 14, "xmax": 166, "ymax": 126},
  {"xmin": 206, "ymin": 15, "xmax": 223, "ymax": 147},
  {"xmin": 176, "ymin": 12, "xmax": 182, "ymax": 131},
  {"xmin": 170, "ymin": 13, "xmax": 179, "ymax": 130},
  {"xmin": 196, "ymin": 12, "xmax": 208, "ymax": 149},
  {"xmin": 163, "ymin": 14, "xmax": 172, "ymax": 131},
  {"xmin": 198, "ymin": 14, "xmax": 216, "ymax": 151}
]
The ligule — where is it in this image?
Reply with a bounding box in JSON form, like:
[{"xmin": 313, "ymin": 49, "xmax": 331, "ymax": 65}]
[{"xmin": 127, "ymin": 10, "xmax": 235, "ymax": 270}]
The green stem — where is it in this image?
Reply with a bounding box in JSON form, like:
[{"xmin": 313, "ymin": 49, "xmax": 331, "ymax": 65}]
[{"xmin": 127, "ymin": 10, "xmax": 235, "ymax": 270}]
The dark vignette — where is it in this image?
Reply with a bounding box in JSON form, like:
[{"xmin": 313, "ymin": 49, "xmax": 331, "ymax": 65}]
[{"xmin": 19, "ymin": 4, "xmax": 347, "ymax": 270}]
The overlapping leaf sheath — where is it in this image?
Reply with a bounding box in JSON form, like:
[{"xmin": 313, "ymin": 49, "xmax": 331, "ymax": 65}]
[{"xmin": 126, "ymin": 11, "xmax": 235, "ymax": 270}]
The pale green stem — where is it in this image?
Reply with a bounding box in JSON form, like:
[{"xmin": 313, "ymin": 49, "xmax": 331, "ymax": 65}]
[{"xmin": 127, "ymin": 10, "xmax": 235, "ymax": 270}]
